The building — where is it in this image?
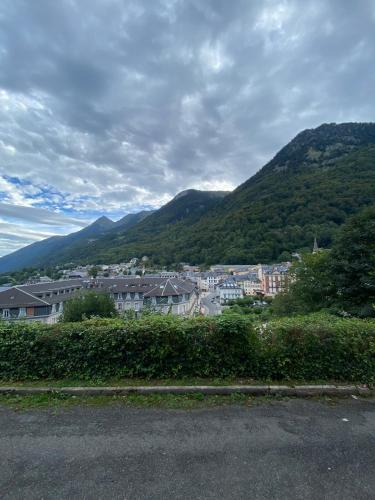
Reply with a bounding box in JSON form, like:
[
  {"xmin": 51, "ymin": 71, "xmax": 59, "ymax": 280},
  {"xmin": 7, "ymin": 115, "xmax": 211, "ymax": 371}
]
[
  {"xmin": 0, "ymin": 277, "xmax": 198, "ymax": 323},
  {"xmin": 196, "ymin": 272, "xmax": 229, "ymax": 292},
  {"xmin": 217, "ymin": 282, "xmax": 244, "ymax": 304},
  {"xmin": 0, "ymin": 279, "xmax": 86, "ymax": 324},
  {"xmin": 232, "ymin": 274, "xmax": 263, "ymax": 296},
  {"xmin": 107, "ymin": 277, "xmax": 197, "ymax": 315},
  {"xmin": 261, "ymin": 265, "xmax": 289, "ymax": 296}
]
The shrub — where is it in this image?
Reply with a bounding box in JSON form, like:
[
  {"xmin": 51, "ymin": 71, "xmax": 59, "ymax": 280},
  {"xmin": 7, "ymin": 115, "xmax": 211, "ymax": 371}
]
[
  {"xmin": 61, "ymin": 291, "xmax": 117, "ymax": 322},
  {"xmin": 0, "ymin": 313, "xmax": 373, "ymax": 382}
]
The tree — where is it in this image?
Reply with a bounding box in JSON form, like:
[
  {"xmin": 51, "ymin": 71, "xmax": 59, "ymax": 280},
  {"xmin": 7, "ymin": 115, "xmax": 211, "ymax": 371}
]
[
  {"xmin": 88, "ymin": 266, "xmax": 100, "ymax": 279},
  {"xmin": 272, "ymin": 206, "xmax": 375, "ymax": 317},
  {"xmin": 61, "ymin": 291, "xmax": 117, "ymax": 322},
  {"xmin": 272, "ymin": 251, "xmax": 336, "ymax": 316},
  {"xmin": 329, "ymin": 206, "xmax": 375, "ymax": 316}
]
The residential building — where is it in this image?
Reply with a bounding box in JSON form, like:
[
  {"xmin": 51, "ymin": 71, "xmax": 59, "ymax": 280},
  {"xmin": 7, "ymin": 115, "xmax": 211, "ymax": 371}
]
[
  {"xmin": 108, "ymin": 277, "xmax": 197, "ymax": 315},
  {"xmin": 0, "ymin": 277, "xmax": 198, "ymax": 323},
  {"xmin": 0, "ymin": 279, "xmax": 86, "ymax": 324},
  {"xmin": 218, "ymin": 282, "xmax": 244, "ymax": 304},
  {"xmin": 196, "ymin": 272, "xmax": 229, "ymax": 291},
  {"xmin": 261, "ymin": 265, "xmax": 290, "ymax": 296}
]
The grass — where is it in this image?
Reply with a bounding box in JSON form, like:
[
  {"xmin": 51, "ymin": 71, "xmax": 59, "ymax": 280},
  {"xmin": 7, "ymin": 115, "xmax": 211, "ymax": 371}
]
[
  {"xmin": 0, "ymin": 377, "xmax": 365, "ymax": 388},
  {"xmin": 0, "ymin": 392, "xmax": 260, "ymax": 411}
]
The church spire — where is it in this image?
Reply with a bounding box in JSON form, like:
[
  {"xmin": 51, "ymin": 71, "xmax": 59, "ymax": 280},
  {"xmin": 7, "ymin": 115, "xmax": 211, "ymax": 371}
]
[{"xmin": 313, "ymin": 237, "xmax": 319, "ymax": 254}]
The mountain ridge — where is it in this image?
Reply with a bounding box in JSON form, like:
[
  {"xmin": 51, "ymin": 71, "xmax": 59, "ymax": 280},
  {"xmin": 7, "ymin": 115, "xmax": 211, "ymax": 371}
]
[
  {"xmin": 73, "ymin": 122, "xmax": 375, "ymax": 266},
  {"xmin": 1, "ymin": 122, "xmax": 374, "ymax": 271}
]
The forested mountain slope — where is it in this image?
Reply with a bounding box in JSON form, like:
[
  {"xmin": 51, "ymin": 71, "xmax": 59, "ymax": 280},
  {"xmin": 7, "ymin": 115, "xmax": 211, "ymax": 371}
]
[
  {"xmin": 0, "ymin": 211, "xmax": 152, "ymax": 272},
  {"xmin": 2, "ymin": 122, "xmax": 374, "ymax": 270},
  {"xmin": 77, "ymin": 122, "xmax": 375, "ymax": 265}
]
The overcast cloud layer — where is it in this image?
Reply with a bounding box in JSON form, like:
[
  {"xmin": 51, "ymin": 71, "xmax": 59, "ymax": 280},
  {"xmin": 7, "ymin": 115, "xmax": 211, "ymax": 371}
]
[{"xmin": 0, "ymin": 0, "xmax": 374, "ymax": 257}]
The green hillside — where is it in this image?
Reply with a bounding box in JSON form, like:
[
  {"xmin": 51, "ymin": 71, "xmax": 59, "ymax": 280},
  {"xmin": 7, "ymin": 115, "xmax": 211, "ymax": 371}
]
[
  {"xmin": 78, "ymin": 122, "xmax": 375, "ymax": 265},
  {"xmin": 0, "ymin": 211, "xmax": 152, "ymax": 273},
  {"xmin": 1, "ymin": 122, "xmax": 374, "ymax": 270},
  {"xmin": 55, "ymin": 190, "xmax": 229, "ymax": 265}
]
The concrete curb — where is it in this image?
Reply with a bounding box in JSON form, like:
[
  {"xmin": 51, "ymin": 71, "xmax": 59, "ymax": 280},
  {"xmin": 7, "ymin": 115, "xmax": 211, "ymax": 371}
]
[{"xmin": 0, "ymin": 385, "xmax": 372, "ymax": 397}]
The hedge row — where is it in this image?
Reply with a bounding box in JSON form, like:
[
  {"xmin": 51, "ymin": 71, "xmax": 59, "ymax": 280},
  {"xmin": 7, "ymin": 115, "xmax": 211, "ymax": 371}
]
[{"xmin": 0, "ymin": 313, "xmax": 374, "ymax": 382}]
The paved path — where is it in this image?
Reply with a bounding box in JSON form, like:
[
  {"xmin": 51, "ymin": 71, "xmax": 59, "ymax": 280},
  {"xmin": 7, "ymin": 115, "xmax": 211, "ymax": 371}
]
[
  {"xmin": 201, "ymin": 291, "xmax": 221, "ymax": 316},
  {"xmin": 1, "ymin": 398, "xmax": 374, "ymax": 499}
]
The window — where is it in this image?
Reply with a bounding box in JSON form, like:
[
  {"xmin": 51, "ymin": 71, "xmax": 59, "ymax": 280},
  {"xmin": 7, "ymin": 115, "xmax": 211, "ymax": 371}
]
[
  {"xmin": 34, "ymin": 306, "xmax": 51, "ymax": 316},
  {"xmin": 3, "ymin": 309, "xmax": 9, "ymax": 318},
  {"xmin": 156, "ymin": 296, "xmax": 168, "ymax": 305},
  {"xmin": 10, "ymin": 308, "xmax": 19, "ymax": 318}
]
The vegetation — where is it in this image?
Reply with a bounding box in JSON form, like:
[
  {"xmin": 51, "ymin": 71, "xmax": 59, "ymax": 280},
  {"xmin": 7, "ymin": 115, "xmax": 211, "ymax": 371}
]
[
  {"xmin": 273, "ymin": 206, "xmax": 375, "ymax": 317},
  {"xmin": 0, "ymin": 392, "xmax": 278, "ymax": 411},
  {"xmin": 0, "ymin": 266, "xmax": 63, "ymax": 286},
  {"xmin": 51, "ymin": 122, "xmax": 375, "ymax": 266},
  {"xmin": 1, "ymin": 123, "xmax": 375, "ymax": 271},
  {"xmin": 223, "ymin": 296, "xmax": 273, "ymax": 320},
  {"xmin": 0, "ymin": 313, "xmax": 373, "ymax": 382},
  {"xmin": 61, "ymin": 291, "xmax": 117, "ymax": 322}
]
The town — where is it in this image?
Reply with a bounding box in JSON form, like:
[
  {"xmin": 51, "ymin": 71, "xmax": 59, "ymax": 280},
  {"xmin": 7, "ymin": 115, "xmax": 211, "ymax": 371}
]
[{"xmin": 0, "ymin": 256, "xmax": 291, "ymax": 323}]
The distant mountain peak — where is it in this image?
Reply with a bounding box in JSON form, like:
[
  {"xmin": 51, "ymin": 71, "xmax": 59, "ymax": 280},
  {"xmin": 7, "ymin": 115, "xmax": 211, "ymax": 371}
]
[{"xmin": 92, "ymin": 215, "xmax": 113, "ymax": 225}]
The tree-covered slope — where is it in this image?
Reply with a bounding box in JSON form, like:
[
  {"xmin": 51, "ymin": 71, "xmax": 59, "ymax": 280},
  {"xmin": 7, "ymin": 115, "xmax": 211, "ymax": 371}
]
[
  {"xmin": 2, "ymin": 122, "xmax": 374, "ymax": 270},
  {"xmin": 58, "ymin": 190, "xmax": 230, "ymax": 265},
  {"xmin": 80, "ymin": 122, "xmax": 375, "ymax": 265},
  {"xmin": 0, "ymin": 211, "xmax": 152, "ymax": 272}
]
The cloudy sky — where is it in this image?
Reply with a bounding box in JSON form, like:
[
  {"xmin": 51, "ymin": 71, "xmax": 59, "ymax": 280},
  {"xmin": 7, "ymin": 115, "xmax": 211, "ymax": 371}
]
[{"xmin": 0, "ymin": 0, "xmax": 374, "ymax": 257}]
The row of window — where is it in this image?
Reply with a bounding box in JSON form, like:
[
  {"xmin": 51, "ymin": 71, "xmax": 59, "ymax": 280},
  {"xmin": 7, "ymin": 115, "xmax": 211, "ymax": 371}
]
[
  {"xmin": 35, "ymin": 287, "xmax": 81, "ymax": 299},
  {"xmin": 115, "ymin": 294, "xmax": 190, "ymax": 303},
  {"xmin": 0, "ymin": 306, "xmax": 52, "ymax": 318}
]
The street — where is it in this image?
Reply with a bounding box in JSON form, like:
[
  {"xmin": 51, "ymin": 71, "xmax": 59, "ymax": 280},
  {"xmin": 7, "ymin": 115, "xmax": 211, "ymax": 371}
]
[
  {"xmin": 200, "ymin": 291, "xmax": 222, "ymax": 316},
  {"xmin": 1, "ymin": 398, "xmax": 374, "ymax": 499}
]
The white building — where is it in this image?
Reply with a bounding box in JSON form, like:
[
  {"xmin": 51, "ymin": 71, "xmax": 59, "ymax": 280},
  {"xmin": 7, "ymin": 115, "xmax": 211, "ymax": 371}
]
[
  {"xmin": 218, "ymin": 282, "xmax": 244, "ymax": 304},
  {"xmin": 0, "ymin": 277, "xmax": 198, "ymax": 323}
]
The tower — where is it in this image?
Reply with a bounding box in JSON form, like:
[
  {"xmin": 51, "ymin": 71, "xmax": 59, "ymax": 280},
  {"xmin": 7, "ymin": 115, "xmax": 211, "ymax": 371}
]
[{"xmin": 313, "ymin": 237, "xmax": 319, "ymax": 254}]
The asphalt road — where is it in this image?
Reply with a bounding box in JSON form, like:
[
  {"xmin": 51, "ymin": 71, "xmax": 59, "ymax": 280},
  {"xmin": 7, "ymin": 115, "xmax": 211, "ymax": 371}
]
[
  {"xmin": 1, "ymin": 398, "xmax": 375, "ymax": 499},
  {"xmin": 200, "ymin": 291, "xmax": 221, "ymax": 316}
]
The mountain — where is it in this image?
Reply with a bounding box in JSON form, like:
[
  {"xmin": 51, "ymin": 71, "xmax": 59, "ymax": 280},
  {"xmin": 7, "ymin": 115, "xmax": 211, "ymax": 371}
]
[
  {"xmin": 112, "ymin": 211, "xmax": 153, "ymax": 230},
  {"xmin": 2, "ymin": 122, "xmax": 375, "ymax": 270},
  {"xmin": 71, "ymin": 122, "xmax": 375, "ymax": 266},
  {"xmin": 0, "ymin": 211, "xmax": 152, "ymax": 273},
  {"xmin": 52, "ymin": 189, "xmax": 230, "ymax": 265},
  {"xmin": 182, "ymin": 122, "xmax": 375, "ymax": 264}
]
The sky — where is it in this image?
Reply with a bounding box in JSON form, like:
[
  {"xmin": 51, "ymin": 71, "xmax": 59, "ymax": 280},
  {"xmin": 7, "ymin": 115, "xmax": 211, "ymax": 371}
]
[{"xmin": 0, "ymin": 0, "xmax": 374, "ymax": 257}]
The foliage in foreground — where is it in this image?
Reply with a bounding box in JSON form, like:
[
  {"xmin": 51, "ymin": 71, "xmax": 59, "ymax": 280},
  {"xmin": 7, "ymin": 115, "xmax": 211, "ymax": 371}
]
[
  {"xmin": 61, "ymin": 291, "xmax": 117, "ymax": 322},
  {"xmin": 273, "ymin": 205, "xmax": 375, "ymax": 318},
  {"xmin": 0, "ymin": 314, "xmax": 373, "ymax": 382}
]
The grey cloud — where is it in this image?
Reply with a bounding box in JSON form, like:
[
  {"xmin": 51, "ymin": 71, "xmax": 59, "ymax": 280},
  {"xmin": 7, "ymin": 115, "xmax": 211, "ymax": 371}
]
[
  {"xmin": 0, "ymin": 203, "xmax": 88, "ymax": 227},
  {"xmin": 0, "ymin": 0, "xmax": 374, "ymax": 253}
]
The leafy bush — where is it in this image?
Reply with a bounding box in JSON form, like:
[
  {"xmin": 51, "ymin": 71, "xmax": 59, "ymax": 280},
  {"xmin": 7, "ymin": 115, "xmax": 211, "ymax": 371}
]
[
  {"xmin": 0, "ymin": 313, "xmax": 373, "ymax": 382},
  {"xmin": 61, "ymin": 291, "xmax": 117, "ymax": 322},
  {"xmin": 259, "ymin": 313, "xmax": 375, "ymax": 382}
]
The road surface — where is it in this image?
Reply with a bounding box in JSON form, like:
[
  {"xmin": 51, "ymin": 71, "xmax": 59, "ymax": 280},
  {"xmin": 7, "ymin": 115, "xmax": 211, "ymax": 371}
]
[
  {"xmin": 1, "ymin": 398, "xmax": 374, "ymax": 499},
  {"xmin": 200, "ymin": 291, "xmax": 221, "ymax": 316}
]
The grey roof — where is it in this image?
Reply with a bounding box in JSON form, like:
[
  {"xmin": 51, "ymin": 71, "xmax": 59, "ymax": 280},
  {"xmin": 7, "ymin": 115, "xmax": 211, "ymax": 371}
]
[
  {"xmin": 229, "ymin": 274, "xmax": 260, "ymax": 283},
  {"xmin": 19, "ymin": 279, "xmax": 84, "ymax": 293},
  {"xmin": 0, "ymin": 277, "xmax": 196, "ymax": 309},
  {"xmin": 0, "ymin": 287, "xmax": 49, "ymax": 308},
  {"xmin": 218, "ymin": 282, "xmax": 242, "ymax": 290},
  {"xmin": 98, "ymin": 277, "xmax": 196, "ymax": 297}
]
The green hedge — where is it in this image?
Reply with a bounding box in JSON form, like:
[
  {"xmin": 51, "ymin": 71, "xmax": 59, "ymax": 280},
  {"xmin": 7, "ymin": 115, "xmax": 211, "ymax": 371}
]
[{"xmin": 0, "ymin": 313, "xmax": 374, "ymax": 382}]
